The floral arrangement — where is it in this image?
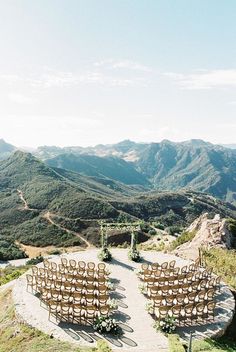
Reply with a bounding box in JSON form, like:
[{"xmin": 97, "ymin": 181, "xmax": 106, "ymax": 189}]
[
  {"xmin": 108, "ymin": 298, "xmax": 118, "ymax": 310},
  {"xmin": 154, "ymin": 316, "xmax": 176, "ymax": 334},
  {"xmin": 145, "ymin": 300, "xmax": 155, "ymax": 315},
  {"xmin": 93, "ymin": 316, "xmax": 122, "ymax": 335},
  {"xmin": 106, "ymin": 280, "xmax": 115, "ymax": 291},
  {"xmin": 138, "ymin": 283, "xmax": 148, "ymax": 295},
  {"xmin": 98, "ymin": 248, "xmax": 112, "ymax": 262},
  {"xmin": 128, "ymin": 249, "xmax": 141, "ymax": 262}
]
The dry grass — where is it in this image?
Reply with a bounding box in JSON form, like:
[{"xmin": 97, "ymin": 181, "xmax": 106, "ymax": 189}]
[{"xmin": 0, "ymin": 288, "xmax": 94, "ymax": 352}]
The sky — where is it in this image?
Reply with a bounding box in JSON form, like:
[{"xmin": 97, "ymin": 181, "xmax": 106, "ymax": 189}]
[{"xmin": 0, "ymin": 0, "xmax": 236, "ymax": 147}]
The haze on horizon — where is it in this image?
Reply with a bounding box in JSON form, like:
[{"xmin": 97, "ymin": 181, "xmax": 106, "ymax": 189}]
[{"xmin": 0, "ymin": 1, "xmax": 236, "ymax": 148}]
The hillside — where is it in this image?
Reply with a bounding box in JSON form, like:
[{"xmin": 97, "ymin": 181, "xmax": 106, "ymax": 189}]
[
  {"xmin": 46, "ymin": 153, "xmax": 149, "ymax": 186},
  {"xmin": 0, "ymin": 139, "xmax": 16, "ymax": 160},
  {"xmin": 1, "ymin": 139, "xmax": 236, "ymax": 206},
  {"xmin": 34, "ymin": 139, "xmax": 236, "ymax": 205},
  {"xmin": 0, "ymin": 151, "xmax": 236, "ymax": 260}
]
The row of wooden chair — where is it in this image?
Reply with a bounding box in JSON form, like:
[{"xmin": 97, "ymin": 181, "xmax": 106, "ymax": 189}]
[
  {"xmin": 144, "ymin": 275, "xmax": 220, "ymax": 290},
  {"xmin": 27, "ymin": 274, "xmax": 109, "ymax": 296},
  {"xmin": 150, "ymin": 289, "xmax": 215, "ymax": 308},
  {"xmin": 47, "ymin": 299, "xmax": 110, "ymax": 324},
  {"xmin": 154, "ymin": 300, "xmax": 216, "ymax": 325},
  {"xmin": 146, "ymin": 278, "xmax": 219, "ymax": 297},
  {"xmin": 40, "ymin": 287, "xmax": 110, "ymax": 308},
  {"xmin": 141, "ymin": 260, "xmax": 201, "ymax": 275},
  {"xmin": 141, "ymin": 267, "xmax": 213, "ymax": 282},
  {"xmin": 33, "ymin": 265, "xmax": 108, "ymax": 280},
  {"xmin": 43, "ymin": 259, "xmax": 108, "ymax": 275}
]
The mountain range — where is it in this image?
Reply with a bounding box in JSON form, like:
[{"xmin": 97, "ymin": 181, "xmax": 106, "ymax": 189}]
[
  {"xmin": 1, "ymin": 138, "xmax": 235, "ymax": 205},
  {"xmin": 0, "ymin": 146, "xmax": 236, "ymax": 260}
]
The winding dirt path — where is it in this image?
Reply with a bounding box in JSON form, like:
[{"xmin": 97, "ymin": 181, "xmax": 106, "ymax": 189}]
[
  {"xmin": 43, "ymin": 211, "xmax": 92, "ymax": 249},
  {"xmin": 17, "ymin": 189, "xmax": 37, "ymax": 211}
]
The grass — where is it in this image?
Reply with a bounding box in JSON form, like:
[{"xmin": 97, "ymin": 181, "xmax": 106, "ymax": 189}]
[
  {"xmin": 202, "ymin": 247, "xmax": 236, "ymax": 290},
  {"xmin": 0, "ymin": 265, "xmax": 30, "ymax": 286},
  {"xmin": 169, "ymin": 230, "xmax": 196, "ymax": 250},
  {"xmin": 192, "ymin": 338, "xmax": 236, "ymax": 351},
  {"xmin": 168, "ymin": 334, "xmax": 185, "ymax": 352},
  {"xmin": 0, "ymin": 288, "xmax": 96, "ymax": 352}
]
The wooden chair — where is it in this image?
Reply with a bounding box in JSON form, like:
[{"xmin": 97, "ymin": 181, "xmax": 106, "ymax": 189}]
[
  {"xmin": 69, "ymin": 259, "xmax": 77, "ymax": 270},
  {"xmin": 176, "ymin": 293, "xmax": 185, "ymax": 305},
  {"xmin": 48, "ymin": 300, "xmax": 60, "ymax": 321},
  {"xmin": 161, "ymin": 262, "xmax": 168, "ymax": 270},
  {"xmin": 169, "ymin": 260, "xmax": 176, "ymax": 269},
  {"xmin": 205, "ymin": 289, "xmax": 214, "ymax": 302},
  {"xmin": 43, "ymin": 259, "xmax": 50, "ymax": 269},
  {"xmin": 50, "ymin": 262, "xmax": 57, "ymax": 272},
  {"xmin": 141, "ymin": 263, "xmax": 149, "ymax": 271},
  {"xmin": 38, "ymin": 268, "xmax": 47, "ymax": 279},
  {"xmin": 78, "ymin": 261, "xmax": 86, "ymax": 272},
  {"xmin": 152, "ymin": 295, "xmax": 163, "ymax": 307},
  {"xmin": 188, "ymin": 291, "xmax": 197, "ymax": 304},
  {"xmin": 85, "ymin": 305, "xmax": 98, "ymax": 323},
  {"xmin": 61, "ymin": 257, "xmax": 68, "ymax": 268},
  {"xmin": 181, "ymin": 265, "xmax": 188, "ymax": 274},
  {"xmin": 156, "ymin": 305, "xmax": 169, "ymax": 320},
  {"xmin": 87, "ymin": 262, "xmax": 95, "ymax": 271},
  {"xmin": 197, "ymin": 289, "xmax": 207, "ymax": 303},
  {"xmin": 99, "ymin": 305, "xmax": 110, "ymax": 317},
  {"xmin": 215, "ymin": 276, "xmax": 221, "ymax": 292},
  {"xmin": 151, "ymin": 263, "xmax": 159, "ymax": 272},
  {"xmin": 26, "ymin": 274, "xmax": 35, "ymax": 292},
  {"xmin": 171, "ymin": 304, "xmax": 182, "ymax": 324},
  {"xmin": 195, "ymin": 302, "xmax": 205, "ymax": 322},
  {"xmin": 205, "ymin": 301, "xmax": 215, "ymax": 320},
  {"xmin": 72, "ymin": 303, "xmax": 84, "ymax": 323},
  {"xmin": 59, "ymin": 302, "xmax": 72, "ymax": 322},
  {"xmin": 31, "ymin": 266, "xmax": 38, "ymax": 276},
  {"xmin": 184, "ymin": 303, "xmax": 194, "ymax": 324}
]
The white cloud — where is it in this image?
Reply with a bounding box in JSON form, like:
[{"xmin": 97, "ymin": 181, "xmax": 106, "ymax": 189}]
[
  {"xmin": 165, "ymin": 69, "xmax": 236, "ymax": 90},
  {"xmin": 0, "ymin": 69, "xmax": 140, "ymax": 88},
  {"xmin": 8, "ymin": 93, "xmax": 37, "ymax": 104},
  {"xmin": 94, "ymin": 59, "xmax": 152, "ymax": 72}
]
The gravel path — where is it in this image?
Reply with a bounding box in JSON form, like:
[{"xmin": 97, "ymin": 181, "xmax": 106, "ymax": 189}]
[{"xmin": 12, "ymin": 249, "xmax": 235, "ymax": 352}]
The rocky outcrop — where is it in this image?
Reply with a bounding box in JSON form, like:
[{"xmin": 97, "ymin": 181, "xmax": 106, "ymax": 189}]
[{"xmin": 174, "ymin": 213, "xmax": 233, "ymax": 260}]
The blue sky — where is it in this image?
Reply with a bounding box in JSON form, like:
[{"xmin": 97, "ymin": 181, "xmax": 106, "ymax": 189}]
[{"xmin": 0, "ymin": 0, "xmax": 236, "ymax": 147}]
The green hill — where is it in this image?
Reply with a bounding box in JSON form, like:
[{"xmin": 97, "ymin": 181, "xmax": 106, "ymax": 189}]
[
  {"xmin": 0, "ymin": 151, "xmax": 235, "ymax": 260},
  {"xmin": 46, "ymin": 153, "xmax": 149, "ymax": 186}
]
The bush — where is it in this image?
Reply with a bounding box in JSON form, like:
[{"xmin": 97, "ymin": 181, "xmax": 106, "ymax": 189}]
[
  {"xmin": 26, "ymin": 255, "xmax": 44, "ymax": 265},
  {"xmin": 148, "ymin": 229, "xmax": 157, "ymax": 236},
  {"xmin": 128, "ymin": 249, "xmax": 141, "ymax": 262},
  {"xmin": 202, "ymin": 248, "xmax": 236, "ymax": 289},
  {"xmin": 170, "ymin": 230, "xmax": 196, "ymax": 250},
  {"xmin": 0, "ymin": 265, "xmax": 29, "ymax": 286},
  {"xmin": 96, "ymin": 339, "xmax": 112, "ymax": 352},
  {"xmin": 98, "ymin": 248, "xmax": 112, "ymax": 262},
  {"xmin": 168, "ymin": 334, "xmax": 185, "ymax": 352},
  {"xmin": 154, "ymin": 316, "xmax": 176, "ymax": 334},
  {"xmin": 93, "ymin": 316, "xmax": 122, "ymax": 335}
]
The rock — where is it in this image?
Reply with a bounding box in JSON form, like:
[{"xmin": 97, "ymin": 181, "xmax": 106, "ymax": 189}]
[{"xmin": 173, "ymin": 213, "xmax": 234, "ymax": 260}]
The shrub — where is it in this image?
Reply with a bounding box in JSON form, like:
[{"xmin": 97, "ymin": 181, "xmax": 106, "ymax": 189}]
[
  {"xmin": 170, "ymin": 230, "xmax": 196, "ymax": 250},
  {"xmin": 26, "ymin": 255, "xmax": 44, "ymax": 265},
  {"xmin": 96, "ymin": 339, "xmax": 112, "ymax": 352},
  {"xmin": 98, "ymin": 248, "xmax": 112, "ymax": 262},
  {"xmin": 202, "ymin": 247, "xmax": 236, "ymax": 289},
  {"xmin": 93, "ymin": 316, "xmax": 122, "ymax": 335},
  {"xmin": 168, "ymin": 334, "xmax": 185, "ymax": 352},
  {"xmin": 128, "ymin": 249, "xmax": 141, "ymax": 262},
  {"xmin": 154, "ymin": 316, "xmax": 176, "ymax": 334},
  {"xmin": 149, "ymin": 229, "xmax": 157, "ymax": 236}
]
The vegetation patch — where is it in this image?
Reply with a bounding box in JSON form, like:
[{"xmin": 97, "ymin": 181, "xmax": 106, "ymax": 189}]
[
  {"xmin": 202, "ymin": 247, "xmax": 236, "ymax": 290},
  {"xmin": 170, "ymin": 230, "xmax": 196, "ymax": 250},
  {"xmin": 0, "ymin": 265, "xmax": 29, "ymax": 286},
  {"xmin": 0, "ymin": 288, "xmax": 95, "ymax": 352}
]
